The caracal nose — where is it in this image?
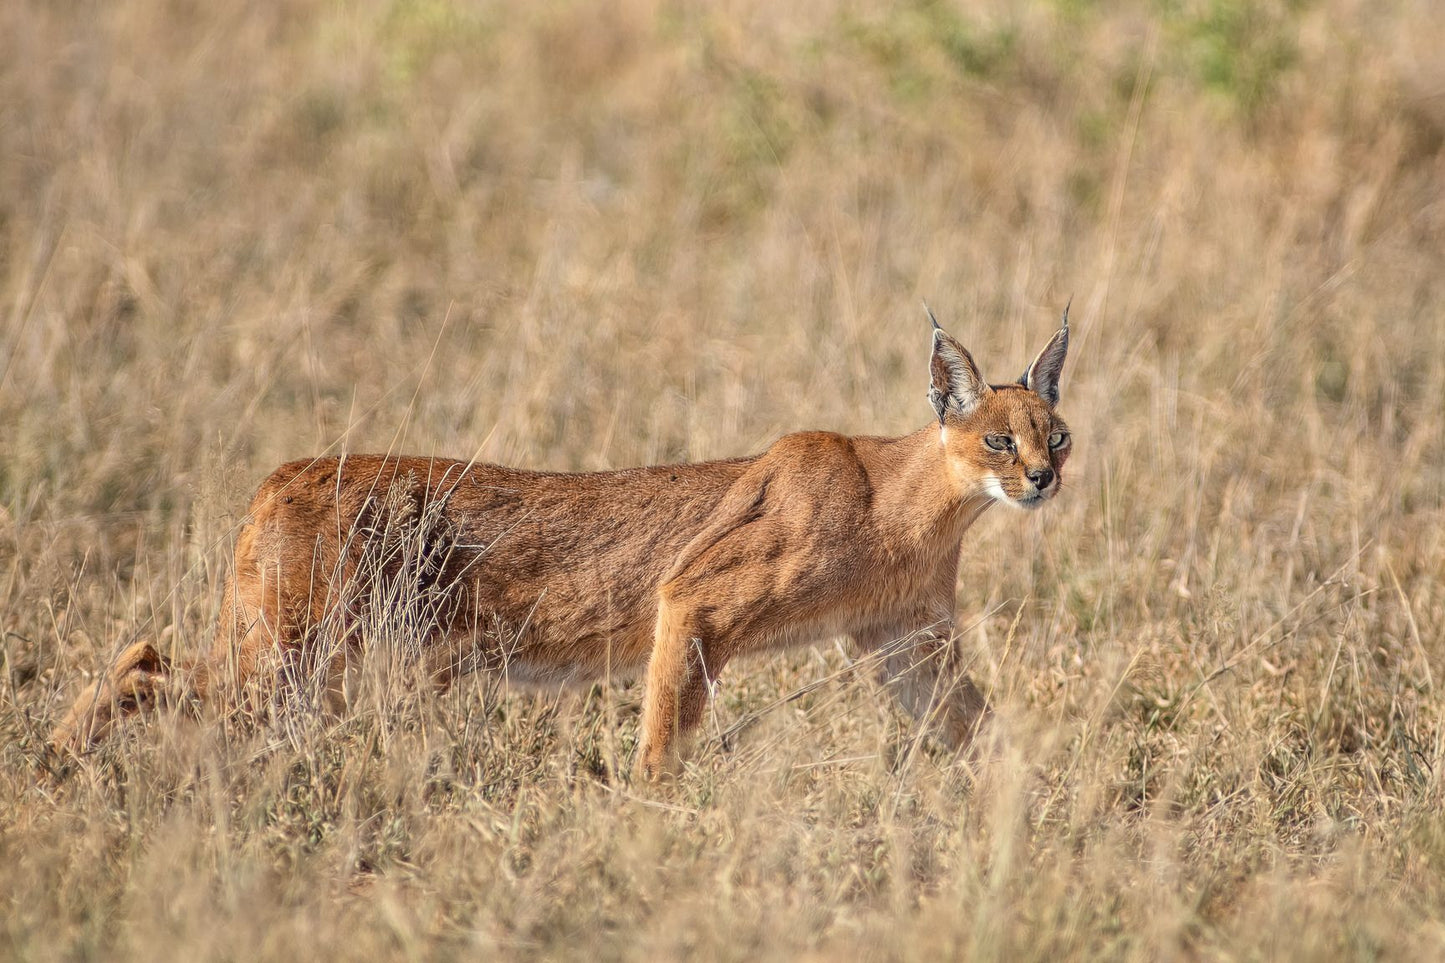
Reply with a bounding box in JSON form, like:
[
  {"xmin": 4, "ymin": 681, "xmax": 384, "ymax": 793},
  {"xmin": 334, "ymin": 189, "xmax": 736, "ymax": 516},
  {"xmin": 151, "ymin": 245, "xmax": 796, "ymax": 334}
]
[{"xmin": 1027, "ymin": 467, "xmax": 1055, "ymax": 490}]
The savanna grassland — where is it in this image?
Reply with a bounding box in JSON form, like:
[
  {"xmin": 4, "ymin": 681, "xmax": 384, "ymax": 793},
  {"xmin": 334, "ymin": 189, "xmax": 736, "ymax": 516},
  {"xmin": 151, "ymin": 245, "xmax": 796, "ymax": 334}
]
[{"xmin": 3, "ymin": 0, "xmax": 1444, "ymax": 958}]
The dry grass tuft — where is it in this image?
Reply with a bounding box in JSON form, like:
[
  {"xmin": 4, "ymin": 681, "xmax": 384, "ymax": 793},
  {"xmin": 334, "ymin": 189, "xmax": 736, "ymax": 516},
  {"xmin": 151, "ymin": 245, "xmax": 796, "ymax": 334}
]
[{"xmin": 2, "ymin": 0, "xmax": 1443, "ymax": 958}]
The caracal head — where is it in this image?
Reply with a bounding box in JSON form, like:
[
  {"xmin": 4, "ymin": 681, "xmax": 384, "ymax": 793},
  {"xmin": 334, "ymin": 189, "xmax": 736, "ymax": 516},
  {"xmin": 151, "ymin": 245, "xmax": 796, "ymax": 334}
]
[{"xmin": 926, "ymin": 303, "xmax": 1072, "ymax": 510}]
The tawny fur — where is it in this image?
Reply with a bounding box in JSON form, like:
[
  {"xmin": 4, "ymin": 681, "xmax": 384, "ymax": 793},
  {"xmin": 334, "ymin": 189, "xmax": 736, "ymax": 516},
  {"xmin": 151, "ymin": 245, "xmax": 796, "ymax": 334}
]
[{"xmin": 51, "ymin": 310, "xmax": 1072, "ymax": 778}]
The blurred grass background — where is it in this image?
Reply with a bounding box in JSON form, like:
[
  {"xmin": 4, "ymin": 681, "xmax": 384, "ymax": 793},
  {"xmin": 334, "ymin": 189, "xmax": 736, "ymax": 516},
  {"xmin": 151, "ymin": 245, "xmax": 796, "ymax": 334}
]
[{"xmin": 2, "ymin": 0, "xmax": 1444, "ymax": 958}]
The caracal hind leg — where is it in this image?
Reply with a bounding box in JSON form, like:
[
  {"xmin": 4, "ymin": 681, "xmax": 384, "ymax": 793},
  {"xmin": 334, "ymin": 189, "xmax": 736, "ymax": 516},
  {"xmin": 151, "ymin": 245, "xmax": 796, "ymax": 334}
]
[
  {"xmin": 196, "ymin": 566, "xmax": 324, "ymax": 723},
  {"xmin": 637, "ymin": 590, "xmax": 731, "ymax": 780}
]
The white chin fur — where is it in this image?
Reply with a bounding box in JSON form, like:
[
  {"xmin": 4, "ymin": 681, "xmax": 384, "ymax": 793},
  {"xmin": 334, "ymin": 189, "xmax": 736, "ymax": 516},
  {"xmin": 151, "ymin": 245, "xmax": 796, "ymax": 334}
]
[
  {"xmin": 1017, "ymin": 485, "xmax": 1056, "ymax": 509},
  {"xmin": 982, "ymin": 476, "xmax": 1012, "ymax": 505}
]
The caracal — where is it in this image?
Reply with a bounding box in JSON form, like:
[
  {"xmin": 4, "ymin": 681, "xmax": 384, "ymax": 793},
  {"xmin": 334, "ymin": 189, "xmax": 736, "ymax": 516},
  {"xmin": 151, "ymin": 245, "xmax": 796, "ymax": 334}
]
[{"xmin": 52, "ymin": 306, "xmax": 1072, "ymax": 778}]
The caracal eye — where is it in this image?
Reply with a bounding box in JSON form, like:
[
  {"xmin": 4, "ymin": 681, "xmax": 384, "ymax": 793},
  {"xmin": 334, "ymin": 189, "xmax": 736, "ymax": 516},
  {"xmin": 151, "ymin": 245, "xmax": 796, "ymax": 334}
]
[
  {"xmin": 984, "ymin": 434, "xmax": 1014, "ymax": 452},
  {"xmin": 1048, "ymin": 430, "xmax": 1069, "ymax": 449}
]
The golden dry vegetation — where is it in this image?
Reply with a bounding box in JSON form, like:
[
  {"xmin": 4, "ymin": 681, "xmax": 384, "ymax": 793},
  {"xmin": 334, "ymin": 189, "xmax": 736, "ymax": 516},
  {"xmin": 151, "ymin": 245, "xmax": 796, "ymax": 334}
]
[{"xmin": 3, "ymin": 0, "xmax": 1444, "ymax": 958}]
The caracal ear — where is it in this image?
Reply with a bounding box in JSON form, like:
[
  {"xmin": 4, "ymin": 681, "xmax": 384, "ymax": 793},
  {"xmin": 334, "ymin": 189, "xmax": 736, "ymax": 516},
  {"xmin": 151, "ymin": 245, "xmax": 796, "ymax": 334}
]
[
  {"xmin": 925, "ymin": 302, "xmax": 991, "ymax": 424},
  {"xmin": 1019, "ymin": 301, "xmax": 1070, "ymax": 406}
]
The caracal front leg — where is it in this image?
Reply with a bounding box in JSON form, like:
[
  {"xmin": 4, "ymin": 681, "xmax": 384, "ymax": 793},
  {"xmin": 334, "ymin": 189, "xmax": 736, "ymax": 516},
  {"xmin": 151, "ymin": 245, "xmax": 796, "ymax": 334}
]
[
  {"xmin": 638, "ymin": 587, "xmax": 730, "ymax": 780},
  {"xmin": 855, "ymin": 614, "xmax": 991, "ymax": 752},
  {"xmin": 637, "ymin": 463, "xmax": 781, "ymax": 781}
]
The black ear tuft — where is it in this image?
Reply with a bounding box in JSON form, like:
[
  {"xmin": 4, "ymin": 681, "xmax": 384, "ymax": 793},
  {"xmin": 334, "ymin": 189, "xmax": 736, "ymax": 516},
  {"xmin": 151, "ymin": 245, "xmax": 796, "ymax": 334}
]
[{"xmin": 924, "ymin": 300, "xmax": 943, "ymax": 333}]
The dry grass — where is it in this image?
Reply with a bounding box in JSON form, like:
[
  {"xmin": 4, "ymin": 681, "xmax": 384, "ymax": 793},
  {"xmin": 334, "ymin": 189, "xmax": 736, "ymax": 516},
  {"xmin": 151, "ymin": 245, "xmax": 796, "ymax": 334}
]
[{"xmin": 3, "ymin": 0, "xmax": 1444, "ymax": 958}]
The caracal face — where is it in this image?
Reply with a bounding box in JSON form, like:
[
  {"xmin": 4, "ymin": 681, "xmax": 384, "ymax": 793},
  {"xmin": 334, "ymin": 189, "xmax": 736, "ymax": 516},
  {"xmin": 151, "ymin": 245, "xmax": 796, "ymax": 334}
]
[
  {"xmin": 928, "ymin": 303, "xmax": 1072, "ymax": 510},
  {"xmin": 951, "ymin": 387, "xmax": 1071, "ymax": 509}
]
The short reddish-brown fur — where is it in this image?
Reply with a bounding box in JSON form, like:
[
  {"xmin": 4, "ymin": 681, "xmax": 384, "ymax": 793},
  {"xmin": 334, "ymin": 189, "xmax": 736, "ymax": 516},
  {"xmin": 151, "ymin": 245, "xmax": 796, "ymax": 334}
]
[{"xmin": 52, "ymin": 311, "xmax": 1072, "ymax": 778}]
